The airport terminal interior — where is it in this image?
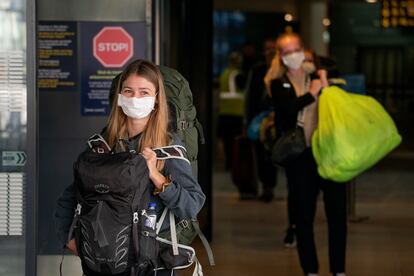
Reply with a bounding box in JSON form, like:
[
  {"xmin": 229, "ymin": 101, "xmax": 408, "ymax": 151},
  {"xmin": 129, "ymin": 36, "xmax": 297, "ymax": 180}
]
[{"xmin": 1, "ymin": 0, "xmax": 413, "ymax": 275}]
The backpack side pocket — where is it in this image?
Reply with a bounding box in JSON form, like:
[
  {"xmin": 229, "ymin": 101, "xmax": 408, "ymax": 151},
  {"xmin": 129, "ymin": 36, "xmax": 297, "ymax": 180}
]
[{"xmin": 78, "ymin": 201, "xmax": 132, "ymax": 274}]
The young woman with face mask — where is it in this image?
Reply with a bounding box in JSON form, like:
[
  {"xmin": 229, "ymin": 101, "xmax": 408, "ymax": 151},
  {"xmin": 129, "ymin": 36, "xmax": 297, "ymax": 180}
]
[
  {"xmin": 264, "ymin": 33, "xmax": 347, "ymax": 276},
  {"xmin": 54, "ymin": 59, "xmax": 206, "ymax": 276}
]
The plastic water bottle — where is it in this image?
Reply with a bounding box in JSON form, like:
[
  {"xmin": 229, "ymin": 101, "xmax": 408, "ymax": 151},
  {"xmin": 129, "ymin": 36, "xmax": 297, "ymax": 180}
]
[{"xmin": 144, "ymin": 202, "xmax": 157, "ymax": 230}]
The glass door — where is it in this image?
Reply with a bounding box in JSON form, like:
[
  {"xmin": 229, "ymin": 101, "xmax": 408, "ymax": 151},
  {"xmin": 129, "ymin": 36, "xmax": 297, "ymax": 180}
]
[{"xmin": 0, "ymin": 0, "xmax": 36, "ymax": 275}]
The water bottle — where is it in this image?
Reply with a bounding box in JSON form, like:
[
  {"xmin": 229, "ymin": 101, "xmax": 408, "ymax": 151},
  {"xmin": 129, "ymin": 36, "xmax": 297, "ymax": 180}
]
[{"xmin": 144, "ymin": 202, "xmax": 157, "ymax": 230}]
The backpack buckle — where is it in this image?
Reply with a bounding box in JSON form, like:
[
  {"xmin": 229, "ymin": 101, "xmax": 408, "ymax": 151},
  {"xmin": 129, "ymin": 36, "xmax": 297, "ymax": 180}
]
[
  {"xmin": 178, "ymin": 219, "xmax": 189, "ymax": 229},
  {"xmin": 178, "ymin": 120, "xmax": 190, "ymax": 130}
]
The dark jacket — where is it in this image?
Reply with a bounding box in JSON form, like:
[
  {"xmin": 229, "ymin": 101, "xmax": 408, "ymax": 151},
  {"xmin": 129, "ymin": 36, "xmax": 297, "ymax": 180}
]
[
  {"xmin": 245, "ymin": 62, "xmax": 273, "ymax": 123},
  {"xmin": 54, "ymin": 133, "xmax": 206, "ymax": 246},
  {"xmin": 270, "ymin": 75, "xmax": 315, "ymax": 136}
]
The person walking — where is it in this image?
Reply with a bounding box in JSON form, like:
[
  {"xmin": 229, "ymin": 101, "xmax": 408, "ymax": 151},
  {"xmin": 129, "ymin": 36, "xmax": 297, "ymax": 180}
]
[
  {"xmin": 265, "ymin": 33, "xmax": 347, "ymax": 276},
  {"xmin": 245, "ymin": 38, "xmax": 278, "ymax": 202}
]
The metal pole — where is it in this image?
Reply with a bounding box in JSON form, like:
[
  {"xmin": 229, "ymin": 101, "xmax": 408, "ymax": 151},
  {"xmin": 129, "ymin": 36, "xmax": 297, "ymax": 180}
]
[
  {"xmin": 347, "ymin": 179, "xmax": 369, "ymax": 223},
  {"xmin": 26, "ymin": 0, "xmax": 38, "ymax": 274}
]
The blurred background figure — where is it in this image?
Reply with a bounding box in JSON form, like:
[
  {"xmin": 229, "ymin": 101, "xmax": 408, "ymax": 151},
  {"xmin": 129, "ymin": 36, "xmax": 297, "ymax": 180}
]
[
  {"xmin": 244, "ymin": 38, "xmax": 278, "ymax": 203},
  {"xmin": 240, "ymin": 41, "xmax": 258, "ymax": 81},
  {"xmin": 217, "ymin": 51, "xmax": 246, "ymax": 171}
]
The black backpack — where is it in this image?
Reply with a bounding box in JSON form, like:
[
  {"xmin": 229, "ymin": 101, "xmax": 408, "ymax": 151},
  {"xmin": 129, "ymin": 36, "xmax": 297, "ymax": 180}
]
[{"xmin": 68, "ymin": 136, "xmax": 200, "ymax": 275}]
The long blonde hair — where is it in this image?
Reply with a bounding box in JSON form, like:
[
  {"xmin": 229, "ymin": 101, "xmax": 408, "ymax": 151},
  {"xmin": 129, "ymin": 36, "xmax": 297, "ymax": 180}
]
[
  {"xmin": 107, "ymin": 59, "xmax": 170, "ymax": 165},
  {"xmin": 264, "ymin": 32, "xmax": 304, "ymax": 95}
]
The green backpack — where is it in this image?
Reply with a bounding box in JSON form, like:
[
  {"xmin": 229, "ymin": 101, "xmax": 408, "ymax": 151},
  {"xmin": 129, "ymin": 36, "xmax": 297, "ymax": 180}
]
[
  {"xmin": 109, "ymin": 66, "xmax": 214, "ymax": 266},
  {"xmin": 158, "ymin": 66, "xmax": 205, "ymax": 179}
]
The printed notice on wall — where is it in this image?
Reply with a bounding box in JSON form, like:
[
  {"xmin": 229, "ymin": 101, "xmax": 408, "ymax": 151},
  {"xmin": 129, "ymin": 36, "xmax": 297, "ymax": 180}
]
[
  {"xmin": 79, "ymin": 22, "xmax": 146, "ymax": 116},
  {"xmin": 38, "ymin": 21, "xmax": 78, "ymax": 92}
]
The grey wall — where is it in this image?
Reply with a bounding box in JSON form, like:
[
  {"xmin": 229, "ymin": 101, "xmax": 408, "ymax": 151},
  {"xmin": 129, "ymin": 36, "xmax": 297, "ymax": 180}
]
[
  {"xmin": 38, "ymin": 0, "xmax": 146, "ymax": 21},
  {"xmin": 298, "ymin": 0, "xmax": 328, "ymax": 56},
  {"xmin": 37, "ymin": 0, "xmax": 149, "ymax": 254}
]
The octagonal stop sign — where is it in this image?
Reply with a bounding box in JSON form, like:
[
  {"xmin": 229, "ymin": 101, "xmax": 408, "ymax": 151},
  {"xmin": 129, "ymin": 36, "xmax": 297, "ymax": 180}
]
[{"xmin": 93, "ymin": 27, "xmax": 134, "ymax": 68}]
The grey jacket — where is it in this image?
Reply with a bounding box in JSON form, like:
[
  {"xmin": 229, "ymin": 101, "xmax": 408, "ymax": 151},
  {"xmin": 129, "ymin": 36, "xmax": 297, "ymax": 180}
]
[{"xmin": 54, "ymin": 133, "xmax": 206, "ymax": 246}]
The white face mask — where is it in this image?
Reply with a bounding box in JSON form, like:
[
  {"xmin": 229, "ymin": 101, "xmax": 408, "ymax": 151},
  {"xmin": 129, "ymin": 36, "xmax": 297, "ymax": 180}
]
[
  {"xmin": 282, "ymin": 51, "xmax": 305, "ymax": 70},
  {"xmin": 117, "ymin": 94, "xmax": 156, "ymax": 119},
  {"xmin": 302, "ymin": 61, "xmax": 316, "ymax": 74}
]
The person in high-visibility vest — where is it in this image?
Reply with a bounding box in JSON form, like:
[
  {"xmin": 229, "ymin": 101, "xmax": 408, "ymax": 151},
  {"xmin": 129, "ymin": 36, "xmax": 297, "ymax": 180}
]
[{"xmin": 218, "ymin": 51, "xmax": 246, "ymax": 170}]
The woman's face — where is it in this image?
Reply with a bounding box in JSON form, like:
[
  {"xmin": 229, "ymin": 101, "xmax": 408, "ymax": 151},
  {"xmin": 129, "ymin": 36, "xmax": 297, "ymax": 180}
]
[
  {"xmin": 279, "ymin": 36, "xmax": 303, "ymax": 57},
  {"xmin": 121, "ymin": 75, "xmax": 157, "ymax": 98},
  {"xmin": 117, "ymin": 74, "xmax": 157, "ymax": 120},
  {"xmin": 278, "ymin": 36, "xmax": 305, "ymax": 71}
]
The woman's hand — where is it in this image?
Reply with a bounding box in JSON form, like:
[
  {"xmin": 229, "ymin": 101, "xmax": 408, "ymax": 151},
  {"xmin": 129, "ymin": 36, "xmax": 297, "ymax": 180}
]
[
  {"xmin": 66, "ymin": 239, "xmax": 78, "ymax": 256},
  {"xmin": 317, "ymin": 69, "xmax": 329, "ymax": 88},
  {"xmin": 309, "ymin": 79, "xmax": 322, "ymax": 98},
  {"xmin": 141, "ymin": 147, "xmax": 166, "ymax": 190},
  {"xmin": 142, "ymin": 147, "xmax": 158, "ymax": 175}
]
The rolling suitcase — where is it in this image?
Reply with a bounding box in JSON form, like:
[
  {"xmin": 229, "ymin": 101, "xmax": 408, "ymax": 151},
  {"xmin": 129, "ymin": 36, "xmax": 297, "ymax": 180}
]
[{"xmin": 231, "ymin": 135, "xmax": 258, "ymax": 199}]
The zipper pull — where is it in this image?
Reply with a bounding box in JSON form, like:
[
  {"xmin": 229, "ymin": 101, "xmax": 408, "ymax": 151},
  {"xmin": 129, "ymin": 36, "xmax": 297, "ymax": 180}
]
[
  {"xmin": 141, "ymin": 209, "xmax": 149, "ymax": 219},
  {"xmin": 75, "ymin": 203, "xmax": 82, "ymax": 216},
  {"xmin": 133, "ymin": 212, "xmax": 139, "ymax": 224}
]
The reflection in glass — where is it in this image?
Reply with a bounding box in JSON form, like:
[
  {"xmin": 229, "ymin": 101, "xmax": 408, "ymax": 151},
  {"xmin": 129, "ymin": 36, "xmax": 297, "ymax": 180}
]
[{"xmin": 0, "ymin": 0, "xmax": 27, "ymax": 275}]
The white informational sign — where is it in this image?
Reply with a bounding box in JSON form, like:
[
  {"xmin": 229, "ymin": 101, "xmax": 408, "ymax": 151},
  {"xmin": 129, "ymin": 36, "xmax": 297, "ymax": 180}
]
[{"xmin": 2, "ymin": 151, "xmax": 27, "ymax": 166}]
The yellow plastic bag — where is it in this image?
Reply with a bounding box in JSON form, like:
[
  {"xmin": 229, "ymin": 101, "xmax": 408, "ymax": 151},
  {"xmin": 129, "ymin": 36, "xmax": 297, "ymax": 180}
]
[{"xmin": 312, "ymin": 86, "xmax": 402, "ymax": 182}]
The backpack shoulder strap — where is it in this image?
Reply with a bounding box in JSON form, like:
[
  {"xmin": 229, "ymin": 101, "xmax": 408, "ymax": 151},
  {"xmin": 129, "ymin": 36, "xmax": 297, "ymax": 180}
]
[
  {"xmin": 156, "ymin": 208, "xmax": 215, "ymax": 267},
  {"xmin": 194, "ymin": 119, "xmax": 205, "ymax": 145},
  {"xmin": 153, "ymin": 145, "xmax": 191, "ymax": 164},
  {"xmin": 87, "ymin": 133, "xmax": 111, "ymax": 153},
  {"xmin": 191, "ymin": 220, "xmax": 215, "ymax": 266},
  {"xmin": 155, "ymin": 208, "xmax": 179, "ymax": 255}
]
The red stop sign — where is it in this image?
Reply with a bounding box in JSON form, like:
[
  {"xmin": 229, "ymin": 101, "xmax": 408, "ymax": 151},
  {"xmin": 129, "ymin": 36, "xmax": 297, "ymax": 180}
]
[{"xmin": 93, "ymin": 27, "xmax": 134, "ymax": 68}]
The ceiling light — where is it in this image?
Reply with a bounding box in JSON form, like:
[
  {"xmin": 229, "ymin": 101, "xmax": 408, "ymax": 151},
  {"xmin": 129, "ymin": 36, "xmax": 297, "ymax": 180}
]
[
  {"xmin": 284, "ymin": 13, "xmax": 293, "ymax": 22},
  {"xmin": 323, "ymin": 18, "xmax": 331, "ymax": 26}
]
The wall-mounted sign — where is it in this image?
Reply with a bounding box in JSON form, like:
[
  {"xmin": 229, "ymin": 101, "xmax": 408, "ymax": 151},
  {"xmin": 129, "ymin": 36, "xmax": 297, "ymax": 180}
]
[
  {"xmin": 38, "ymin": 21, "xmax": 78, "ymax": 92},
  {"xmin": 381, "ymin": 0, "xmax": 414, "ymax": 28},
  {"xmin": 93, "ymin": 27, "xmax": 134, "ymax": 68},
  {"xmin": 80, "ymin": 22, "xmax": 146, "ymax": 116},
  {"xmin": 2, "ymin": 151, "xmax": 27, "ymax": 166}
]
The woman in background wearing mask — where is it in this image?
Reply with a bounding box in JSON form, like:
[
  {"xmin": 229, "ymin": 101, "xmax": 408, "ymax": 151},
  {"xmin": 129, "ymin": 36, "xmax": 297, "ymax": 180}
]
[
  {"xmin": 264, "ymin": 33, "xmax": 347, "ymax": 276},
  {"xmin": 54, "ymin": 59, "xmax": 205, "ymax": 276}
]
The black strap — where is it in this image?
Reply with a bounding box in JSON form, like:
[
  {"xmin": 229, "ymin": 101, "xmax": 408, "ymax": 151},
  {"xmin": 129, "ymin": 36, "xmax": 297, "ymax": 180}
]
[
  {"xmin": 131, "ymin": 171, "xmax": 150, "ymax": 269},
  {"xmin": 132, "ymin": 220, "xmax": 140, "ymax": 272},
  {"xmin": 130, "ymin": 266, "xmax": 137, "ymax": 276},
  {"xmin": 59, "ymin": 250, "xmax": 65, "ymax": 276},
  {"xmin": 67, "ymin": 214, "xmax": 79, "ymax": 245}
]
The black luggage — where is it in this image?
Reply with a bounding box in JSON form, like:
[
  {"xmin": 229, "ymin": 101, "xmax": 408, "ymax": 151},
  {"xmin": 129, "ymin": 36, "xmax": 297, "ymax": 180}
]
[{"xmin": 231, "ymin": 135, "xmax": 258, "ymax": 199}]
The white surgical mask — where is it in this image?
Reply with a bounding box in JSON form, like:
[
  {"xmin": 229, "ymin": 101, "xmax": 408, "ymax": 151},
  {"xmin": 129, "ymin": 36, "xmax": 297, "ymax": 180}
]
[
  {"xmin": 117, "ymin": 94, "xmax": 155, "ymax": 119},
  {"xmin": 282, "ymin": 51, "xmax": 305, "ymax": 70},
  {"xmin": 302, "ymin": 61, "xmax": 316, "ymax": 74}
]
